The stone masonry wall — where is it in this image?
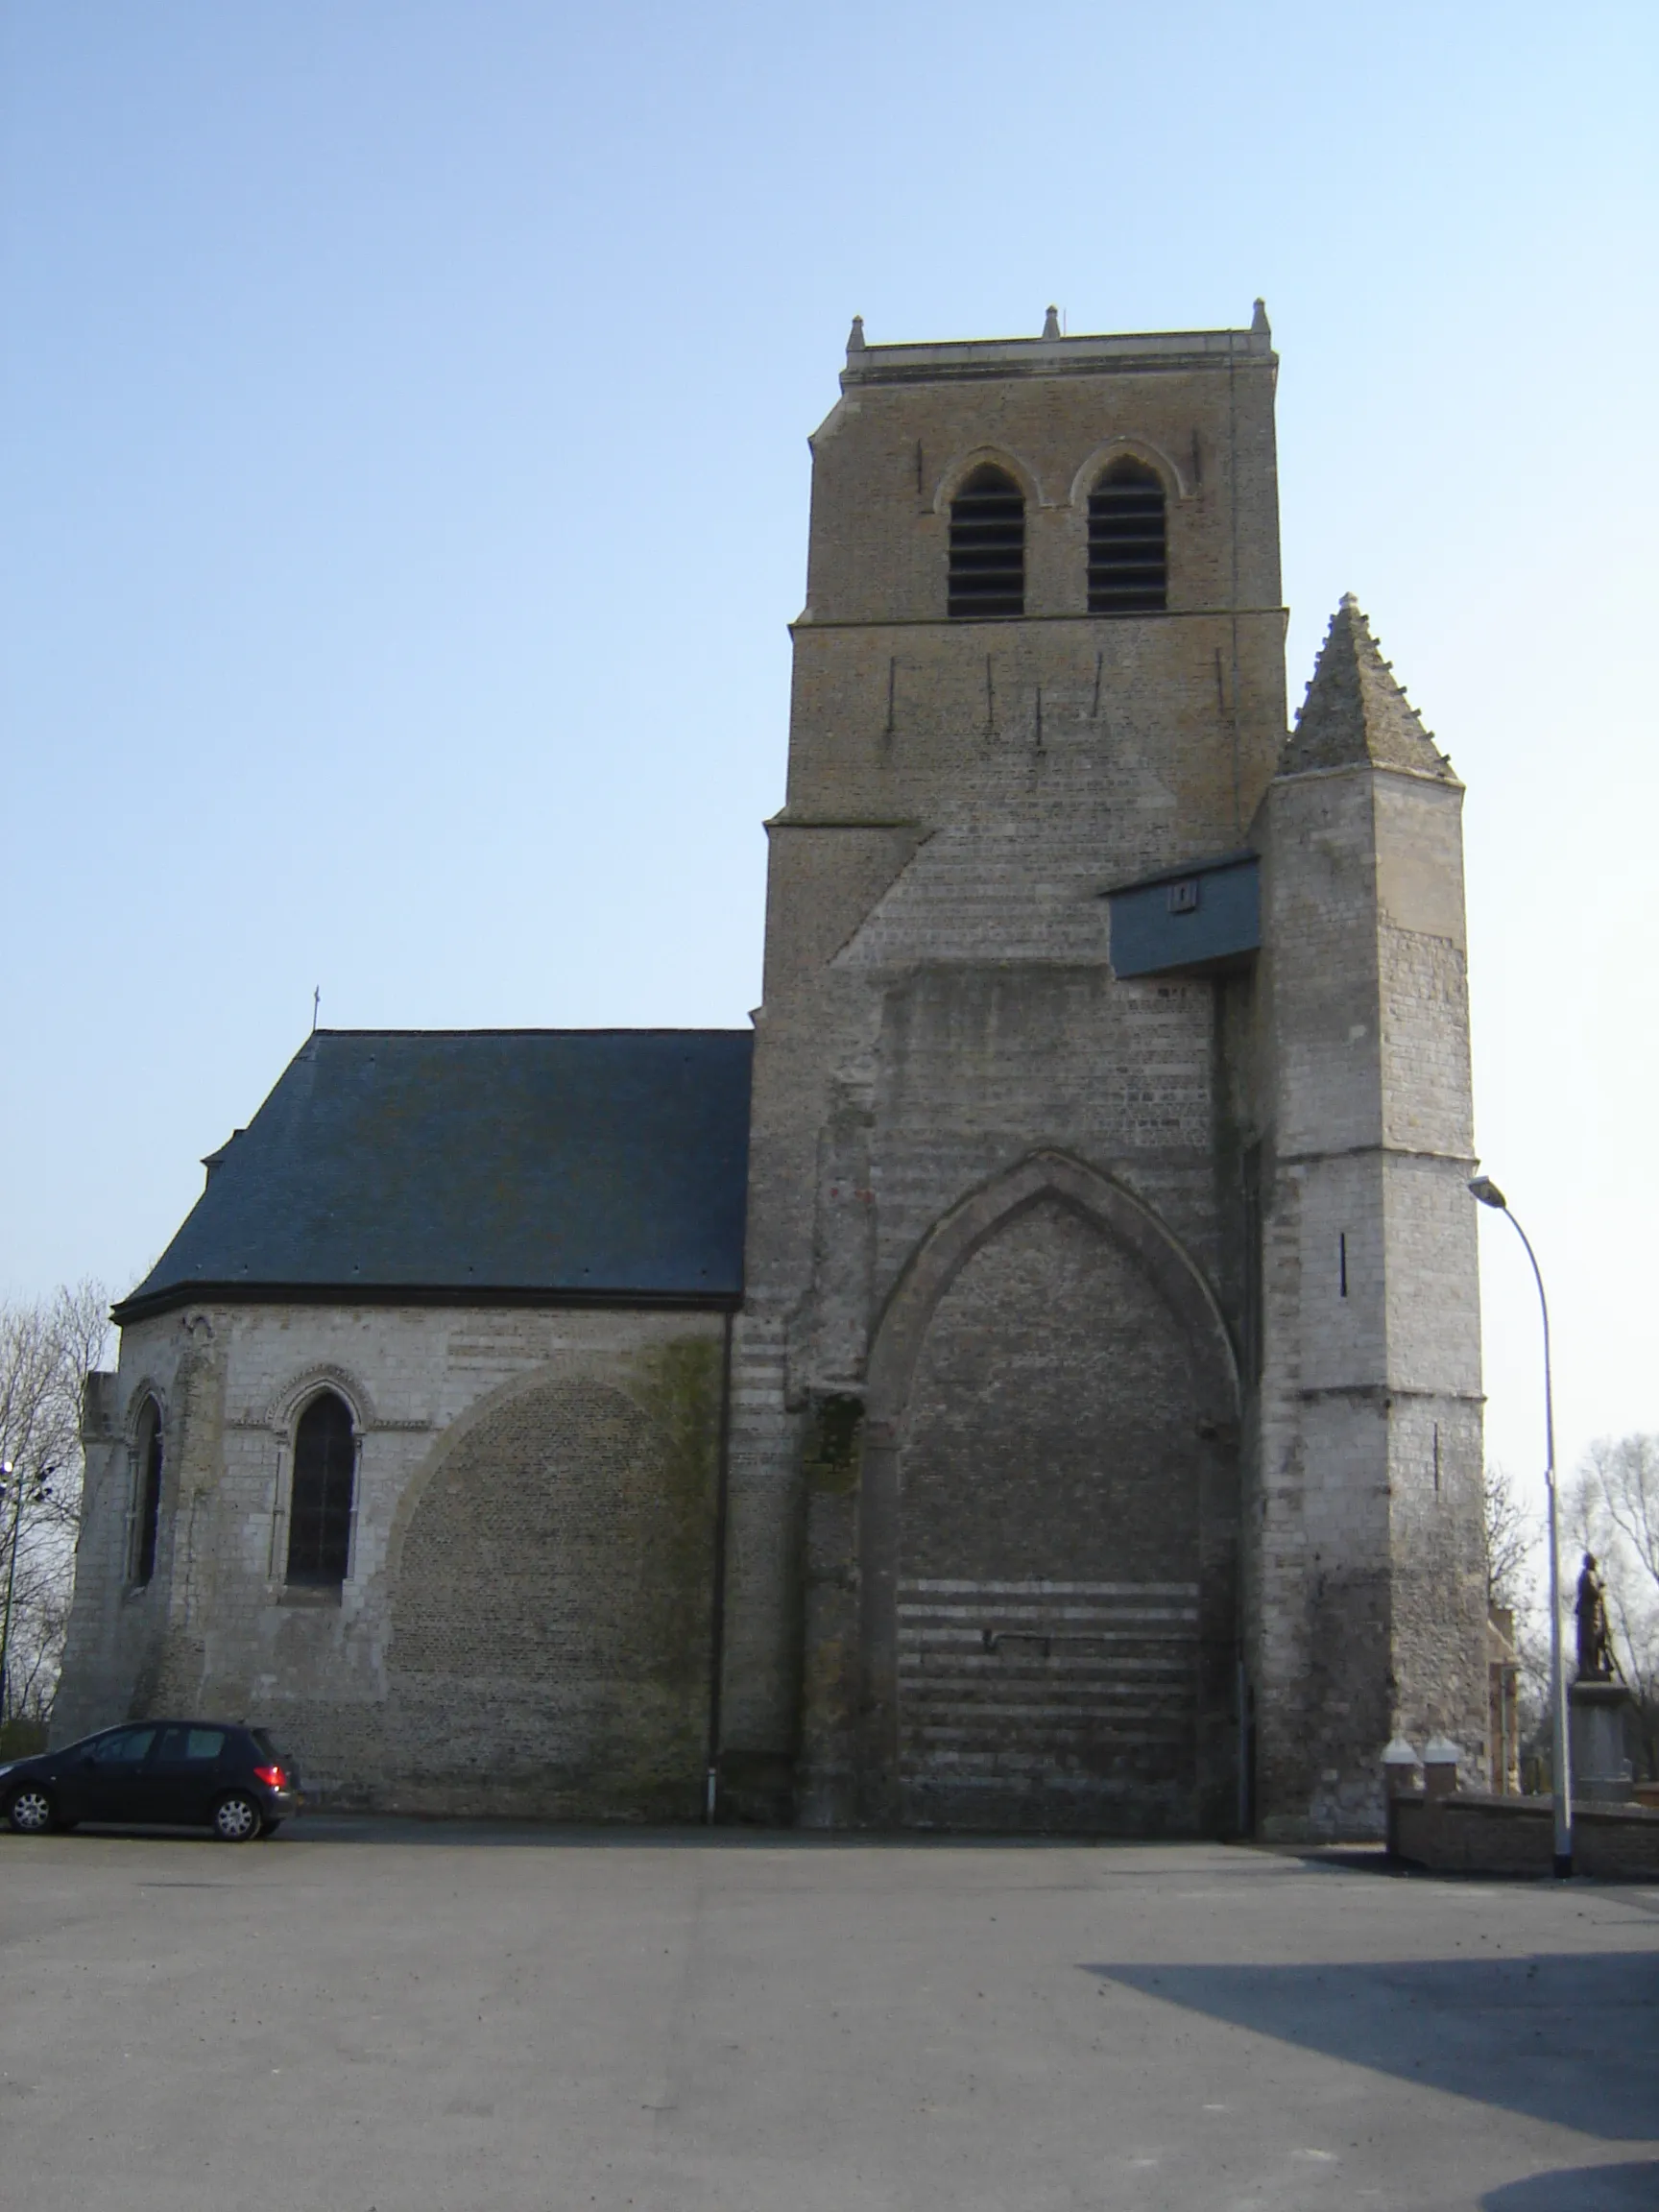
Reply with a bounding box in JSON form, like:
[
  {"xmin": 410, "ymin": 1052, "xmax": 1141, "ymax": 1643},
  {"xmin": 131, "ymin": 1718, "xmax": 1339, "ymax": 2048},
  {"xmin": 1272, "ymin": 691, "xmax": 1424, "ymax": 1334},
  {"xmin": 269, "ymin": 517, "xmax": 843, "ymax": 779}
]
[
  {"xmin": 1252, "ymin": 762, "xmax": 1484, "ymax": 1839},
  {"xmin": 895, "ymin": 1195, "xmax": 1208, "ymax": 1835},
  {"xmin": 59, "ymin": 1301, "xmax": 729, "ymax": 1818}
]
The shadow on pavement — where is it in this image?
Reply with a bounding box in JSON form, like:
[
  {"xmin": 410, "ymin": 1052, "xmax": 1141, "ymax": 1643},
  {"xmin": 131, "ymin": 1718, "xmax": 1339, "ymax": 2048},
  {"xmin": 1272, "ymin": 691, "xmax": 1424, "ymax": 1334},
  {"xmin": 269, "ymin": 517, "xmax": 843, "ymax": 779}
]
[
  {"xmin": 1481, "ymin": 2164, "xmax": 1659, "ymax": 2209},
  {"xmin": 1088, "ymin": 1954, "xmax": 1659, "ymax": 2141}
]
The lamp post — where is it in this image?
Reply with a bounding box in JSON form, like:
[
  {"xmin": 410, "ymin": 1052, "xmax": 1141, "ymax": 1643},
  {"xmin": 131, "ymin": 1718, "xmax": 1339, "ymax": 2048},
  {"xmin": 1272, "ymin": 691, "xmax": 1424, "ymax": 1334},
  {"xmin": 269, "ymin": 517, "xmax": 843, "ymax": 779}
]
[{"xmin": 1468, "ymin": 1175, "xmax": 1571, "ymax": 1876}]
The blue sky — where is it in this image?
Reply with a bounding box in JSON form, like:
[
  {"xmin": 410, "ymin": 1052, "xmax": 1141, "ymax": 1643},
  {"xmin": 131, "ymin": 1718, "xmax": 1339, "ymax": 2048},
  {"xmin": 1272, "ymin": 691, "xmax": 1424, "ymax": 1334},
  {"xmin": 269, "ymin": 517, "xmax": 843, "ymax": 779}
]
[{"xmin": 3, "ymin": 1, "xmax": 1655, "ymax": 1491}]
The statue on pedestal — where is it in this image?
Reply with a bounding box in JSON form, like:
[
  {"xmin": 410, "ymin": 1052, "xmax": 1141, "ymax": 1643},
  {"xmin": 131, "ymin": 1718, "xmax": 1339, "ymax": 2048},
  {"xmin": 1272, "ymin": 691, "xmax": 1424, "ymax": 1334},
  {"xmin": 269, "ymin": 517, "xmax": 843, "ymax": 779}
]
[{"xmin": 1575, "ymin": 1553, "xmax": 1615, "ymax": 1681}]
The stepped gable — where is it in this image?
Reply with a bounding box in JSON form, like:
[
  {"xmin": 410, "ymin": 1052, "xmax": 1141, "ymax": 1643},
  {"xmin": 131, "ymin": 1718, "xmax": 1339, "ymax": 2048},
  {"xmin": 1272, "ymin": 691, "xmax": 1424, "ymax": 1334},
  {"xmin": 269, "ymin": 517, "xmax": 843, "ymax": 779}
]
[{"xmin": 1283, "ymin": 594, "xmax": 1456, "ymax": 782}]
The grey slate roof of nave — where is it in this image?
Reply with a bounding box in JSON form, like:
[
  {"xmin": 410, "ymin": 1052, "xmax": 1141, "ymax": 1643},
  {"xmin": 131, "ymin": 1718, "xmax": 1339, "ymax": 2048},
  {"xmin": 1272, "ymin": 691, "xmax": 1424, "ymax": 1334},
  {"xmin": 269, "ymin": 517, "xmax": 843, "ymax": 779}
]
[{"xmin": 114, "ymin": 1028, "xmax": 754, "ymax": 1320}]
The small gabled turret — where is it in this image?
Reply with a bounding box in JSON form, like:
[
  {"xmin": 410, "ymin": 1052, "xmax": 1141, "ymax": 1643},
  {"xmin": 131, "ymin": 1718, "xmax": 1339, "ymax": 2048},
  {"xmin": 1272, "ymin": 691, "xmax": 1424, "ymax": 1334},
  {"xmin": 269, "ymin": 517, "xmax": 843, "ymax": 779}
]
[
  {"xmin": 1251, "ymin": 589, "xmax": 1486, "ymax": 1839},
  {"xmin": 1284, "ymin": 594, "xmax": 1455, "ymax": 782}
]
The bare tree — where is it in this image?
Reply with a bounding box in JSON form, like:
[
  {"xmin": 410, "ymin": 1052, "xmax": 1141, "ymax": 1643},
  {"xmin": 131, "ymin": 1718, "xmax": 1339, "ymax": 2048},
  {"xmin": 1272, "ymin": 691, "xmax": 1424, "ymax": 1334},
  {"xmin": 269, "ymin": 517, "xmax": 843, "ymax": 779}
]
[
  {"xmin": 1587, "ymin": 1433, "xmax": 1659, "ymax": 1597},
  {"xmin": 1569, "ymin": 1434, "xmax": 1659, "ymax": 1781},
  {"xmin": 0, "ymin": 1282, "xmax": 110, "ymax": 1740},
  {"xmin": 1483, "ymin": 1459, "xmax": 1536, "ymax": 1615},
  {"xmin": 1481, "ymin": 1459, "xmax": 1553, "ymax": 1775}
]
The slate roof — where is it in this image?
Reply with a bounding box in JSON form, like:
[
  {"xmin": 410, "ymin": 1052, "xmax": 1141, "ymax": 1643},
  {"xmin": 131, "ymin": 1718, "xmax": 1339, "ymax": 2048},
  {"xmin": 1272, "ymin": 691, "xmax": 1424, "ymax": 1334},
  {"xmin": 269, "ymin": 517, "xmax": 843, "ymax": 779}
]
[
  {"xmin": 1282, "ymin": 595, "xmax": 1458, "ymax": 783},
  {"xmin": 114, "ymin": 1029, "xmax": 754, "ymax": 1321}
]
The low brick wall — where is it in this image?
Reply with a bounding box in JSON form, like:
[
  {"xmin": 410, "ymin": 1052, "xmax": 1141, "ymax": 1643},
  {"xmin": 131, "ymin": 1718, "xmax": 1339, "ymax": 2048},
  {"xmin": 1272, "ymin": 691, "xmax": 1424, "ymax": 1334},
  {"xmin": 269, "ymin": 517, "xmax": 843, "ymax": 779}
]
[{"xmin": 1389, "ymin": 1791, "xmax": 1659, "ymax": 1878}]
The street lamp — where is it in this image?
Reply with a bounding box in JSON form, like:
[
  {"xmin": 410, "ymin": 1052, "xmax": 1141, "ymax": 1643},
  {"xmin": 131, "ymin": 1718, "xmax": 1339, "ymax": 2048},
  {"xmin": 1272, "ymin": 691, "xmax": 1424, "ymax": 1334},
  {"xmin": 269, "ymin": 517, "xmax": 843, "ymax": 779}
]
[{"xmin": 1468, "ymin": 1174, "xmax": 1571, "ymax": 1876}]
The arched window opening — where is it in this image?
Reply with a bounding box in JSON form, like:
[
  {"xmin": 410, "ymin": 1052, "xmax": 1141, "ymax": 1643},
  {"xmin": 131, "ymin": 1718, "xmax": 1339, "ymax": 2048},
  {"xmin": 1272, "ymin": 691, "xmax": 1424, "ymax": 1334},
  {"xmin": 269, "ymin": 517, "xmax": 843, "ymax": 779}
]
[
  {"xmin": 132, "ymin": 1397, "xmax": 164, "ymax": 1586},
  {"xmin": 286, "ymin": 1391, "xmax": 356, "ymax": 1588},
  {"xmin": 949, "ymin": 465, "xmax": 1025, "ymax": 617},
  {"xmin": 1088, "ymin": 456, "xmax": 1166, "ymax": 613}
]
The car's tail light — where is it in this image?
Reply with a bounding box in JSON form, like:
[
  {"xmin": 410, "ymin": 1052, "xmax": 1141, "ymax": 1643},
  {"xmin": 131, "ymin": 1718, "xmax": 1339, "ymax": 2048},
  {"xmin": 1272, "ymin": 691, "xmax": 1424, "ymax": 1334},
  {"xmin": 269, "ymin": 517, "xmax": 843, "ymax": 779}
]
[{"xmin": 252, "ymin": 1764, "xmax": 284, "ymax": 1789}]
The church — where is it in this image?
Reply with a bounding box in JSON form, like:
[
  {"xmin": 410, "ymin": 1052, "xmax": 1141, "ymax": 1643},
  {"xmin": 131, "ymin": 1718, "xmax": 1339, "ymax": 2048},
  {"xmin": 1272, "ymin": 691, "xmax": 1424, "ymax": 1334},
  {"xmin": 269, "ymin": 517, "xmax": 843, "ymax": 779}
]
[{"xmin": 57, "ymin": 304, "xmax": 1489, "ymax": 1839}]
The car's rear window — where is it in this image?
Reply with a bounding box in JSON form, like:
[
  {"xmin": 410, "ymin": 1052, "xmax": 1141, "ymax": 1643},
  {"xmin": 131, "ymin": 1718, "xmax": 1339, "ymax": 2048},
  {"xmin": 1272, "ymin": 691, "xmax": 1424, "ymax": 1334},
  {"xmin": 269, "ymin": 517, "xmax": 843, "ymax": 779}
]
[{"xmin": 250, "ymin": 1729, "xmax": 291, "ymax": 1764}]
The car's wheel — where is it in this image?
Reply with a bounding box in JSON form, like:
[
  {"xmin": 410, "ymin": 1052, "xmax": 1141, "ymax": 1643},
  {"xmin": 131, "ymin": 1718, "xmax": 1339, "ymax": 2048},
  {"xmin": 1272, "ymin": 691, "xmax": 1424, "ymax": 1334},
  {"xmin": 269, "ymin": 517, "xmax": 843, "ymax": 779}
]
[
  {"xmin": 7, "ymin": 1784, "xmax": 57, "ymax": 1836},
  {"xmin": 211, "ymin": 1792, "xmax": 262, "ymax": 1842}
]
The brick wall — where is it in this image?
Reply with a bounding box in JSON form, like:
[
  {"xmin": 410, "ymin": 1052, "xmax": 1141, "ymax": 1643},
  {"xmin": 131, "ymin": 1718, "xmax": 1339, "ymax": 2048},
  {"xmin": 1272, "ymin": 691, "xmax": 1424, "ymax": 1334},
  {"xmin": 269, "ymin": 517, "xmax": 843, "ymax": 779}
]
[{"xmin": 1391, "ymin": 1793, "xmax": 1659, "ymax": 1880}]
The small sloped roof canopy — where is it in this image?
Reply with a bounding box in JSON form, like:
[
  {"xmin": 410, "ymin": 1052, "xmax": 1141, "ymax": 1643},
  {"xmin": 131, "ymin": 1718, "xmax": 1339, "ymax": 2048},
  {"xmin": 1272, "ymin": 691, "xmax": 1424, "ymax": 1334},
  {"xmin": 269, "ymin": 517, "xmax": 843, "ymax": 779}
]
[{"xmin": 115, "ymin": 1029, "xmax": 753, "ymax": 1322}]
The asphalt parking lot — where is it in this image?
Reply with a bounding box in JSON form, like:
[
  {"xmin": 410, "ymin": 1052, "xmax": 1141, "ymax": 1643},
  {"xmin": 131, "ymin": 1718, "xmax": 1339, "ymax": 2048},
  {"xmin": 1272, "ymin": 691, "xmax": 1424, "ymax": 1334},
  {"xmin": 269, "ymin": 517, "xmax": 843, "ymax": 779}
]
[{"xmin": 1, "ymin": 1820, "xmax": 1656, "ymax": 2212}]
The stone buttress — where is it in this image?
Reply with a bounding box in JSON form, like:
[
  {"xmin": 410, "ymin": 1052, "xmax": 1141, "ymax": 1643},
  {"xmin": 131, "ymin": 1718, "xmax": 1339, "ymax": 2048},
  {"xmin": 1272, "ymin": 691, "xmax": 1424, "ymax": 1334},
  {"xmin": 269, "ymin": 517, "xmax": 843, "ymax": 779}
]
[{"xmin": 1249, "ymin": 597, "xmax": 1487, "ymax": 1836}]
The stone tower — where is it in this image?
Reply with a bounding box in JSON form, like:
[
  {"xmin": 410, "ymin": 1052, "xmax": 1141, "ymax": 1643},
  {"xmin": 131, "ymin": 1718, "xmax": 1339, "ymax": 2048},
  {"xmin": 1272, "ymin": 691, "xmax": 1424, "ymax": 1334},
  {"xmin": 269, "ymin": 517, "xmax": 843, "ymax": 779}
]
[
  {"xmin": 721, "ymin": 308, "xmax": 1286, "ymax": 1833},
  {"xmin": 716, "ymin": 310, "xmax": 1486, "ymax": 1839}
]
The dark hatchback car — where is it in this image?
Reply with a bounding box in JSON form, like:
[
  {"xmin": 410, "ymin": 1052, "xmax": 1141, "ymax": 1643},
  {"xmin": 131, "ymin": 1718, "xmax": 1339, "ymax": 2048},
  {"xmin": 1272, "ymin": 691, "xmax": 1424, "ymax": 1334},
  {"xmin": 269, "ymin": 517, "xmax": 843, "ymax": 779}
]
[{"xmin": 2, "ymin": 1721, "xmax": 301, "ymax": 1841}]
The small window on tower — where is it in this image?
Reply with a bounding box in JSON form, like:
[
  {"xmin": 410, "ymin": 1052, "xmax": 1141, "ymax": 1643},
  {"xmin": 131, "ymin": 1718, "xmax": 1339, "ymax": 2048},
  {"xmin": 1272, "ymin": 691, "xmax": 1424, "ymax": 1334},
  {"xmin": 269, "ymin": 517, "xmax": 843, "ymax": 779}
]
[
  {"xmin": 949, "ymin": 465, "xmax": 1025, "ymax": 618},
  {"xmin": 1088, "ymin": 457, "xmax": 1166, "ymax": 613},
  {"xmin": 286, "ymin": 1390, "xmax": 356, "ymax": 1588}
]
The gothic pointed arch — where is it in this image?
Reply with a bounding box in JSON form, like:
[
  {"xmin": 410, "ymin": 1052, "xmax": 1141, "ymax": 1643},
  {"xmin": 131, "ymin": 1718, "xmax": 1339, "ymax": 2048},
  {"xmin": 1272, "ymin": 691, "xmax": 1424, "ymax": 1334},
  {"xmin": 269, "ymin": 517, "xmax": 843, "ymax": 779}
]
[
  {"xmin": 931, "ymin": 444, "xmax": 1046, "ymax": 517},
  {"xmin": 265, "ymin": 1363, "xmax": 374, "ymax": 1434},
  {"xmin": 123, "ymin": 1377, "xmax": 169, "ymax": 1438},
  {"xmin": 855, "ymin": 1151, "xmax": 1239, "ymax": 1834},
  {"xmin": 943, "ymin": 458, "xmax": 1028, "ymax": 618},
  {"xmin": 1067, "ymin": 435, "xmax": 1189, "ymax": 510},
  {"xmin": 864, "ymin": 1150, "xmax": 1238, "ymax": 1431},
  {"xmin": 285, "ymin": 1387, "xmax": 359, "ymax": 1589},
  {"xmin": 1082, "ymin": 456, "xmax": 1169, "ymax": 613}
]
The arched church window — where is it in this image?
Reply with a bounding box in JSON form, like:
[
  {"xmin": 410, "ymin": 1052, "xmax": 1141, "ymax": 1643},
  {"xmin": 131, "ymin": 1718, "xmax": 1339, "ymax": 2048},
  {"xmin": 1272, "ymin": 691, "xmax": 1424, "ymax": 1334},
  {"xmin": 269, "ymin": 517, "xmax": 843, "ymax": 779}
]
[
  {"xmin": 949, "ymin": 465, "xmax": 1025, "ymax": 617},
  {"xmin": 286, "ymin": 1391, "xmax": 356, "ymax": 1588},
  {"xmin": 1088, "ymin": 456, "xmax": 1166, "ymax": 613},
  {"xmin": 132, "ymin": 1396, "xmax": 164, "ymax": 1586}
]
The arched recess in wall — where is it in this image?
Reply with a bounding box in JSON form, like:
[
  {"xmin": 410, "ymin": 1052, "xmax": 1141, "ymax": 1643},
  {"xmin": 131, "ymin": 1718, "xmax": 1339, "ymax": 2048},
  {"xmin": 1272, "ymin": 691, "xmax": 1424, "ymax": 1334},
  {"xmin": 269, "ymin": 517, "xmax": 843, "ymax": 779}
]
[
  {"xmin": 857, "ymin": 1151, "xmax": 1240, "ymax": 1836},
  {"xmin": 381, "ymin": 1358, "xmax": 722, "ymax": 1819}
]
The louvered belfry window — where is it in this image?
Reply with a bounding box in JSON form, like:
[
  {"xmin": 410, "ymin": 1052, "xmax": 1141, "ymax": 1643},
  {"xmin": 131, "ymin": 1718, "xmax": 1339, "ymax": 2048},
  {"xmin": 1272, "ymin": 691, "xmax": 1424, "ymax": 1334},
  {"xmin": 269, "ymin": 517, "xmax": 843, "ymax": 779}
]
[
  {"xmin": 949, "ymin": 464, "xmax": 1025, "ymax": 617},
  {"xmin": 1088, "ymin": 456, "xmax": 1166, "ymax": 613},
  {"xmin": 286, "ymin": 1390, "xmax": 356, "ymax": 1587}
]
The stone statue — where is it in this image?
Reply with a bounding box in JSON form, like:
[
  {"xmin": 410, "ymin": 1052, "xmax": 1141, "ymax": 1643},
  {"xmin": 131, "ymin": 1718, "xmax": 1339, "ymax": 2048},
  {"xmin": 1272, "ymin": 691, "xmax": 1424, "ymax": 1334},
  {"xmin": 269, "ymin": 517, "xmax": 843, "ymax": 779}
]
[{"xmin": 1575, "ymin": 1553, "xmax": 1615, "ymax": 1681}]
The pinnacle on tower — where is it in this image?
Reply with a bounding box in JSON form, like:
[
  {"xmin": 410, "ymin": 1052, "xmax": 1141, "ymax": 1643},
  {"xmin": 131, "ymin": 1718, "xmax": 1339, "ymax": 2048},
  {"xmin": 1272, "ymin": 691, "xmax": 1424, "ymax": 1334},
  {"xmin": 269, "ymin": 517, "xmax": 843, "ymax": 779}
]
[
  {"xmin": 1043, "ymin": 305, "xmax": 1061, "ymax": 338},
  {"xmin": 1252, "ymin": 298, "xmax": 1270, "ymax": 335},
  {"xmin": 847, "ymin": 314, "xmax": 867, "ymax": 352},
  {"xmin": 1282, "ymin": 595, "xmax": 1456, "ymax": 781}
]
